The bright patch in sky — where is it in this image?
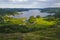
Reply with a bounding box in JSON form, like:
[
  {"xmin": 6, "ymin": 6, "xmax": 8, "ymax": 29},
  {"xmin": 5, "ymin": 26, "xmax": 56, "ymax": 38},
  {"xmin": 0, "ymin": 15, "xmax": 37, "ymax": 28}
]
[
  {"xmin": 18, "ymin": 0, "xmax": 28, "ymax": 2},
  {"xmin": 9, "ymin": 0, "xmax": 28, "ymax": 2},
  {"xmin": 38, "ymin": 0, "xmax": 47, "ymax": 1}
]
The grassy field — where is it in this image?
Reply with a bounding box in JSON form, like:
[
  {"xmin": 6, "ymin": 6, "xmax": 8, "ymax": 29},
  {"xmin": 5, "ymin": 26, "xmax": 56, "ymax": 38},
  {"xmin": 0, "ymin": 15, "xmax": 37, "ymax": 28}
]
[{"xmin": 0, "ymin": 26, "xmax": 60, "ymax": 40}]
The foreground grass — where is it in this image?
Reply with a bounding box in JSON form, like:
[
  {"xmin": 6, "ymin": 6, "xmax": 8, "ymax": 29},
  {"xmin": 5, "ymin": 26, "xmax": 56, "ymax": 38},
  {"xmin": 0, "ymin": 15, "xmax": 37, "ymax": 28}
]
[{"xmin": 0, "ymin": 27, "xmax": 60, "ymax": 40}]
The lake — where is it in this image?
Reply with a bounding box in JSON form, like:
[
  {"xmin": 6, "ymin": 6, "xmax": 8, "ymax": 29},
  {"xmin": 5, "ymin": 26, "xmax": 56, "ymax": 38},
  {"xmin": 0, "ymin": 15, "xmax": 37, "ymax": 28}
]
[{"xmin": 13, "ymin": 10, "xmax": 53, "ymax": 18}]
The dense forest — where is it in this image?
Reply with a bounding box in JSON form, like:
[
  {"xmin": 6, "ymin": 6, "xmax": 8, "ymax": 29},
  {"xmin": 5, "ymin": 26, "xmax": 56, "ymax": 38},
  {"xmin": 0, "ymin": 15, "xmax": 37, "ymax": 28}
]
[
  {"xmin": 0, "ymin": 8, "xmax": 60, "ymax": 40},
  {"xmin": 41, "ymin": 8, "xmax": 60, "ymax": 18}
]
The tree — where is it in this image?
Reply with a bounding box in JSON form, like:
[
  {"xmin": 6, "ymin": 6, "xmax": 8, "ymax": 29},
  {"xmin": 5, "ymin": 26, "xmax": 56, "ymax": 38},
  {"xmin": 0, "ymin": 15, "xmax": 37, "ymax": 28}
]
[
  {"xmin": 0, "ymin": 16, "xmax": 4, "ymax": 24},
  {"xmin": 45, "ymin": 15, "xmax": 56, "ymax": 21},
  {"xmin": 36, "ymin": 15, "xmax": 41, "ymax": 18},
  {"xmin": 28, "ymin": 16, "xmax": 36, "ymax": 24}
]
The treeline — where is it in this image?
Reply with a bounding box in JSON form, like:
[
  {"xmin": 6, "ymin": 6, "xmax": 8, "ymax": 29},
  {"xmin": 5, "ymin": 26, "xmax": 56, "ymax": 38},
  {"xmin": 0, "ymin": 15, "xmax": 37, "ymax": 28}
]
[
  {"xmin": 0, "ymin": 15, "xmax": 57, "ymax": 33},
  {"xmin": 41, "ymin": 8, "xmax": 60, "ymax": 18}
]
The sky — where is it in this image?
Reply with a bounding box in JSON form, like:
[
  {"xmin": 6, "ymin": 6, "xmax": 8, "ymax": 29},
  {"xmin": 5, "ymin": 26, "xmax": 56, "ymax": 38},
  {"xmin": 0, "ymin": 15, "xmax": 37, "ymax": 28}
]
[{"xmin": 0, "ymin": 0, "xmax": 60, "ymax": 8}]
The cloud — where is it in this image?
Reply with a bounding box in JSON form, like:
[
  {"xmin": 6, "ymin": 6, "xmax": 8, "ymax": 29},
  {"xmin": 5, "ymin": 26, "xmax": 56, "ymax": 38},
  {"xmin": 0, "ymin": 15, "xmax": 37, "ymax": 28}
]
[
  {"xmin": 49, "ymin": 3, "xmax": 60, "ymax": 7},
  {"xmin": 37, "ymin": 0, "xmax": 47, "ymax": 1},
  {"xmin": 8, "ymin": 0, "xmax": 28, "ymax": 3},
  {"xmin": 0, "ymin": 2, "xmax": 39, "ymax": 8},
  {"xmin": 0, "ymin": 0, "xmax": 60, "ymax": 8}
]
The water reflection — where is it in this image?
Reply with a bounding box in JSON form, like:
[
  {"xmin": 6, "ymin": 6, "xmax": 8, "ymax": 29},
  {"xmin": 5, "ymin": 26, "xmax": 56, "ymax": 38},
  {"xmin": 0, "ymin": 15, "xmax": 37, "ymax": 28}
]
[{"xmin": 14, "ymin": 10, "xmax": 51, "ymax": 18}]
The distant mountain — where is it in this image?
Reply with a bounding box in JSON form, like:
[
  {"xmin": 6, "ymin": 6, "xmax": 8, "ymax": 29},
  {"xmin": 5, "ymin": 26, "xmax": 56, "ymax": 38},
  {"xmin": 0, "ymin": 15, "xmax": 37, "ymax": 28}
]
[
  {"xmin": 0, "ymin": 8, "xmax": 43, "ymax": 12},
  {"xmin": 0, "ymin": 8, "xmax": 43, "ymax": 16},
  {"xmin": 0, "ymin": 7, "xmax": 60, "ymax": 14},
  {"xmin": 41, "ymin": 7, "xmax": 60, "ymax": 13}
]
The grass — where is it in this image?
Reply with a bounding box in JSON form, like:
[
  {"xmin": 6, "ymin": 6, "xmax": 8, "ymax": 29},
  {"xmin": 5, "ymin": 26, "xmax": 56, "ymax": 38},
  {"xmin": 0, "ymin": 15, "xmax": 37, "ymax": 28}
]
[{"xmin": 0, "ymin": 26, "xmax": 60, "ymax": 40}]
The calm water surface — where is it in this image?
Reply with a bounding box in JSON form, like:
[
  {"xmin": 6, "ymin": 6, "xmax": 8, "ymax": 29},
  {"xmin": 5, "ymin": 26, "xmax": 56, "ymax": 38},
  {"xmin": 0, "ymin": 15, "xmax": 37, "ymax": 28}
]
[{"xmin": 14, "ymin": 10, "xmax": 52, "ymax": 18}]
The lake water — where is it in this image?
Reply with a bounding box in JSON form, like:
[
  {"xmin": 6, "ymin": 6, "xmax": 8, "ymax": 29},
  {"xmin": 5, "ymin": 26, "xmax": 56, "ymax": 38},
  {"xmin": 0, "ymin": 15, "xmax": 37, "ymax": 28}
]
[{"xmin": 14, "ymin": 10, "xmax": 52, "ymax": 18}]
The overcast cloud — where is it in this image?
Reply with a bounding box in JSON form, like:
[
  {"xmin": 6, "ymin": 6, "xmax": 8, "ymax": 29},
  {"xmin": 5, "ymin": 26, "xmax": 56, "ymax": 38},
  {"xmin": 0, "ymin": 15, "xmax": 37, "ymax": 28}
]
[{"xmin": 0, "ymin": 0, "xmax": 60, "ymax": 8}]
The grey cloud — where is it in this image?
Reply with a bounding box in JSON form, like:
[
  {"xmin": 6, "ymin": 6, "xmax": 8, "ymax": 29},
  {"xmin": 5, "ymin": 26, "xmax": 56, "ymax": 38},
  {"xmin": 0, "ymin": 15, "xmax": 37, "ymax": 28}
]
[{"xmin": 0, "ymin": 0, "xmax": 60, "ymax": 8}]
